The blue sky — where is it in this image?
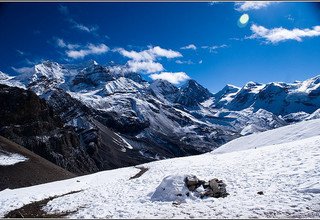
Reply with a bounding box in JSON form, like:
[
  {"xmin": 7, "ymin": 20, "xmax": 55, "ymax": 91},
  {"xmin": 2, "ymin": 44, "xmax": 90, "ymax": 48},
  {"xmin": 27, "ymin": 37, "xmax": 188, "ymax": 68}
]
[{"xmin": 1, "ymin": 2, "xmax": 320, "ymax": 92}]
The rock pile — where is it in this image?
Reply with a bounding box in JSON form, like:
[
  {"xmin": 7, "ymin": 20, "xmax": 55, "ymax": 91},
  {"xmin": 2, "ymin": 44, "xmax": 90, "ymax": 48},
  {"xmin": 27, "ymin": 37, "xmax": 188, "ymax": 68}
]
[
  {"xmin": 185, "ymin": 175, "xmax": 228, "ymax": 198},
  {"xmin": 150, "ymin": 175, "xmax": 228, "ymax": 203}
]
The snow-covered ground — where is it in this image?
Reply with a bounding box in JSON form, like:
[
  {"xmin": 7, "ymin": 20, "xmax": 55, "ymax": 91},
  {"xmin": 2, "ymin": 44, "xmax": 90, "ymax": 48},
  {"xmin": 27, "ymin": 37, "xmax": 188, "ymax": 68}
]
[
  {"xmin": 0, "ymin": 119, "xmax": 319, "ymax": 218},
  {"xmin": 0, "ymin": 152, "xmax": 28, "ymax": 166},
  {"xmin": 213, "ymin": 118, "xmax": 320, "ymax": 154}
]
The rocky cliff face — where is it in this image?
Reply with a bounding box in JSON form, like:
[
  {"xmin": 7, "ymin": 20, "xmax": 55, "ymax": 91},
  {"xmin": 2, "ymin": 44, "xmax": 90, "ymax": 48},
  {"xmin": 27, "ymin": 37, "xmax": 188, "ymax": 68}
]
[
  {"xmin": 0, "ymin": 84, "xmax": 98, "ymax": 174},
  {"xmin": 176, "ymin": 80, "xmax": 213, "ymax": 107}
]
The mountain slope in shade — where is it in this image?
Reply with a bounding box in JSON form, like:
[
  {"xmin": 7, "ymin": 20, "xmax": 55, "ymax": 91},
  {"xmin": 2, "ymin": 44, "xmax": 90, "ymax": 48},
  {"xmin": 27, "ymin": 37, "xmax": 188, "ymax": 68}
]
[
  {"xmin": 0, "ymin": 119, "xmax": 319, "ymax": 218},
  {"xmin": 211, "ymin": 84, "xmax": 240, "ymax": 108},
  {"xmin": 0, "ymin": 84, "xmax": 98, "ymax": 174},
  {"xmin": 0, "ymin": 136, "xmax": 76, "ymax": 191},
  {"xmin": 176, "ymin": 79, "xmax": 213, "ymax": 107}
]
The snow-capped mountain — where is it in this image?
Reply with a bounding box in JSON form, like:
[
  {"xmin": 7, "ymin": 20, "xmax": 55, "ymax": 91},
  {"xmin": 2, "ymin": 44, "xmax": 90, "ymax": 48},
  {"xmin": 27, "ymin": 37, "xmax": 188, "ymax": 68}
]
[
  {"xmin": 0, "ymin": 60, "xmax": 319, "ymax": 173},
  {"xmin": 219, "ymin": 76, "xmax": 320, "ymax": 115},
  {"xmin": 176, "ymin": 79, "xmax": 213, "ymax": 107},
  {"xmin": 212, "ymin": 84, "xmax": 240, "ymax": 108},
  {"xmin": 0, "ymin": 71, "xmax": 12, "ymax": 81},
  {"xmin": 1, "ymin": 118, "xmax": 319, "ymax": 218}
]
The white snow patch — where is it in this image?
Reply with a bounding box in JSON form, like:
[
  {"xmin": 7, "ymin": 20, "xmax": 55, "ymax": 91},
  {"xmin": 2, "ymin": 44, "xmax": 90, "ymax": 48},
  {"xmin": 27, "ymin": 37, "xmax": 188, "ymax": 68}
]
[
  {"xmin": 306, "ymin": 109, "xmax": 320, "ymax": 120},
  {"xmin": 200, "ymin": 97, "xmax": 214, "ymax": 108},
  {"xmin": 0, "ymin": 152, "xmax": 28, "ymax": 166},
  {"xmin": 150, "ymin": 175, "xmax": 190, "ymax": 202},
  {"xmin": 114, "ymin": 133, "xmax": 133, "ymax": 149},
  {"xmin": 219, "ymin": 91, "xmax": 238, "ymax": 103},
  {"xmin": 250, "ymin": 84, "xmax": 266, "ymax": 93},
  {"xmin": 174, "ymin": 108, "xmax": 210, "ymax": 126},
  {"xmin": 295, "ymin": 77, "xmax": 320, "ymax": 93}
]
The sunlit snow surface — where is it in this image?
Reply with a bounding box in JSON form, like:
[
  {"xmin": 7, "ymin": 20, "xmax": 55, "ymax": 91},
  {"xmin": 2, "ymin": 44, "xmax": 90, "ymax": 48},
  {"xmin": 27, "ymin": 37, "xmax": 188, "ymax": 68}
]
[{"xmin": 0, "ymin": 119, "xmax": 319, "ymax": 218}]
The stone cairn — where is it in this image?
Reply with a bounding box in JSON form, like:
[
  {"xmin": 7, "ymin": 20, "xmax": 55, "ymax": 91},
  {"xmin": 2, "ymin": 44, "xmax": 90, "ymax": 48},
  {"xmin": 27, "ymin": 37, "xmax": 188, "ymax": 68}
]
[{"xmin": 184, "ymin": 175, "xmax": 228, "ymax": 198}]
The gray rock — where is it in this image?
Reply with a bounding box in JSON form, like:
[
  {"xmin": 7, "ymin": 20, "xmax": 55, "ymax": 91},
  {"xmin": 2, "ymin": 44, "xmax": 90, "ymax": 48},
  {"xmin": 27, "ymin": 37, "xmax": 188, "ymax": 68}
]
[
  {"xmin": 184, "ymin": 175, "xmax": 201, "ymax": 191},
  {"xmin": 184, "ymin": 175, "xmax": 228, "ymax": 199},
  {"xmin": 202, "ymin": 178, "xmax": 228, "ymax": 198}
]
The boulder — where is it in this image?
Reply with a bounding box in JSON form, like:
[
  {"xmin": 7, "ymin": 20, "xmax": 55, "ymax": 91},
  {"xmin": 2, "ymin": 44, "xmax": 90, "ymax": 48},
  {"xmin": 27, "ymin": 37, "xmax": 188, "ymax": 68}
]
[
  {"xmin": 184, "ymin": 175, "xmax": 202, "ymax": 191},
  {"xmin": 151, "ymin": 175, "xmax": 228, "ymax": 204},
  {"xmin": 200, "ymin": 178, "xmax": 228, "ymax": 198}
]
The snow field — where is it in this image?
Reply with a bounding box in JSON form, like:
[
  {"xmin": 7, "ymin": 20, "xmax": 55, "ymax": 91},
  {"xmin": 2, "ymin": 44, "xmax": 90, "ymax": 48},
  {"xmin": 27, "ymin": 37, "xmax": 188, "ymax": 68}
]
[
  {"xmin": 0, "ymin": 131, "xmax": 319, "ymax": 218},
  {"xmin": 213, "ymin": 118, "xmax": 320, "ymax": 154}
]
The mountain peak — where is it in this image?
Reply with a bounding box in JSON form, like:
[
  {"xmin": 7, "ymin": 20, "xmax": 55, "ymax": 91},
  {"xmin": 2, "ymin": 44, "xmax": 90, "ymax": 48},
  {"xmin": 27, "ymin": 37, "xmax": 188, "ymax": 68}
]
[
  {"xmin": 86, "ymin": 59, "xmax": 99, "ymax": 66},
  {"xmin": 225, "ymin": 84, "xmax": 240, "ymax": 89},
  {"xmin": 177, "ymin": 79, "xmax": 213, "ymax": 107},
  {"xmin": 150, "ymin": 79, "xmax": 178, "ymax": 93},
  {"xmin": 181, "ymin": 79, "xmax": 200, "ymax": 89},
  {"xmin": 0, "ymin": 71, "xmax": 12, "ymax": 80},
  {"xmin": 215, "ymin": 84, "xmax": 240, "ymax": 96},
  {"xmin": 150, "ymin": 79, "xmax": 179, "ymax": 102},
  {"xmin": 310, "ymin": 75, "xmax": 320, "ymax": 84},
  {"xmin": 243, "ymin": 81, "xmax": 262, "ymax": 89}
]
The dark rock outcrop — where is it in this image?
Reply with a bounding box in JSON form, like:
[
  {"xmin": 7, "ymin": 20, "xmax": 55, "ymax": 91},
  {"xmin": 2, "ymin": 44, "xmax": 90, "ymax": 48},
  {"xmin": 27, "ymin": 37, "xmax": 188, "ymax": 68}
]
[
  {"xmin": 176, "ymin": 80, "xmax": 213, "ymax": 107},
  {"xmin": 0, "ymin": 84, "xmax": 98, "ymax": 174}
]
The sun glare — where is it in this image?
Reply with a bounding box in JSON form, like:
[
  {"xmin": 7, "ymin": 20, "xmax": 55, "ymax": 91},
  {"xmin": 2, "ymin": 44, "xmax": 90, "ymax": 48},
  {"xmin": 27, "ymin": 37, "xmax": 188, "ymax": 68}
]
[
  {"xmin": 240, "ymin": 14, "xmax": 249, "ymax": 25},
  {"xmin": 238, "ymin": 13, "xmax": 250, "ymax": 28}
]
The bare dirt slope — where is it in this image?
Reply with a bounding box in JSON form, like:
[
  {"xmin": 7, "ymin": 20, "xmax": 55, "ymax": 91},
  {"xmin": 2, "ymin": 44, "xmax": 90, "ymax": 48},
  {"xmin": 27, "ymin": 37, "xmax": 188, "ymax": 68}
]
[{"xmin": 0, "ymin": 136, "xmax": 76, "ymax": 191}]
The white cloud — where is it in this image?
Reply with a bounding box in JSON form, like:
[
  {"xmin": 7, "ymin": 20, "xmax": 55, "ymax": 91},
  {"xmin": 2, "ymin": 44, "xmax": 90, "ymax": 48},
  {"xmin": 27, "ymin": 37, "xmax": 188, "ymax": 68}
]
[
  {"xmin": 58, "ymin": 5, "xmax": 99, "ymax": 36},
  {"xmin": 87, "ymin": 44, "xmax": 108, "ymax": 54},
  {"xmin": 55, "ymin": 38, "xmax": 81, "ymax": 50},
  {"xmin": 235, "ymin": 1, "xmax": 276, "ymax": 11},
  {"xmin": 115, "ymin": 46, "xmax": 182, "ymax": 61},
  {"xmin": 249, "ymin": 24, "xmax": 320, "ymax": 44},
  {"xmin": 286, "ymin": 14, "xmax": 294, "ymax": 22},
  {"xmin": 67, "ymin": 18, "xmax": 98, "ymax": 33},
  {"xmin": 209, "ymin": 1, "xmax": 219, "ymax": 5},
  {"xmin": 149, "ymin": 46, "xmax": 182, "ymax": 58},
  {"xmin": 73, "ymin": 22, "xmax": 98, "ymax": 33},
  {"xmin": 56, "ymin": 38, "xmax": 66, "ymax": 48},
  {"xmin": 58, "ymin": 5, "xmax": 98, "ymax": 34},
  {"xmin": 116, "ymin": 48, "xmax": 154, "ymax": 61},
  {"xmin": 16, "ymin": 50, "xmax": 25, "ymax": 56},
  {"xmin": 58, "ymin": 5, "xmax": 69, "ymax": 15},
  {"xmin": 175, "ymin": 60, "xmax": 194, "ymax": 65},
  {"xmin": 199, "ymin": 60, "xmax": 203, "ymax": 64},
  {"xmin": 180, "ymin": 44, "xmax": 197, "ymax": 50},
  {"xmin": 12, "ymin": 66, "xmax": 34, "ymax": 74},
  {"xmin": 127, "ymin": 60, "xmax": 164, "ymax": 74},
  {"xmin": 55, "ymin": 38, "xmax": 108, "ymax": 59},
  {"xmin": 150, "ymin": 72, "xmax": 190, "ymax": 85},
  {"xmin": 201, "ymin": 44, "xmax": 228, "ymax": 53},
  {"xmin": 66, "ymin": 43, "xmax": 109, "ymax": 59},
  {"xmin": 115, "ymin": 46, "xmax": 183, "ymax": 75}
]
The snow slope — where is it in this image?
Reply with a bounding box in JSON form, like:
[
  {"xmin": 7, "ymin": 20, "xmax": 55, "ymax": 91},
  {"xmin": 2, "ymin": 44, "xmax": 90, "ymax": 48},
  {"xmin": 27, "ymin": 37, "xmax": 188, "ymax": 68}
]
[
  {"xmin": 0, "ymin": 119, "xmax": 319, "ymax": 218},
  {"xmin": 213, "ymin": 118, "xmax": 320, "ymax": 154}
]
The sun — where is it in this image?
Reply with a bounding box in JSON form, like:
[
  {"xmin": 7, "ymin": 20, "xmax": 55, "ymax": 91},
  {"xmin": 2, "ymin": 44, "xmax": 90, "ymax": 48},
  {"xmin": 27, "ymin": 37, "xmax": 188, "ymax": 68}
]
[{"xmin": 240, "ymin": 14, "xmax": 249, "ymax": 25}]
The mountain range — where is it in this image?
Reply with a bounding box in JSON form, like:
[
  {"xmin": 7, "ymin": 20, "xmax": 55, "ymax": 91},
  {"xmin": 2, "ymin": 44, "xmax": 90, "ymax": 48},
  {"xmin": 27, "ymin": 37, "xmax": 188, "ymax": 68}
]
[{"xmin": 0, "ymin": 60, "xmax": 319, "ymax": 174}]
